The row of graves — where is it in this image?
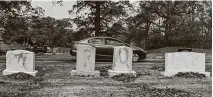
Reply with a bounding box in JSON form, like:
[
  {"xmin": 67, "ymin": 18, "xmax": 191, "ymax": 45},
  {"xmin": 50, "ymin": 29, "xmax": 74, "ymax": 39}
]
[{"xmin": 2, "ymin": 45, "xmax": 210, "ymax": 78}]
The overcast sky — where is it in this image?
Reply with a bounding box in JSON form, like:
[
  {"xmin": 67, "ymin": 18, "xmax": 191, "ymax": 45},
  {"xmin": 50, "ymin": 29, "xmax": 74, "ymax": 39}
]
[
  {"xmin": 31, "ymin": 1, "xmax": 76, "ymax": 19},
  {"xmin": 31, "ymin": 1, "xmax": 138, "ymax": 19}
]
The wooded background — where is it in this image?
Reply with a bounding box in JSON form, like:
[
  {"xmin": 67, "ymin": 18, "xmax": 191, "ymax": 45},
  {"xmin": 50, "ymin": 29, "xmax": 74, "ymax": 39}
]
[{"xmin": 0, "ymin": 1, "xmax": 211, "ymax": 49}]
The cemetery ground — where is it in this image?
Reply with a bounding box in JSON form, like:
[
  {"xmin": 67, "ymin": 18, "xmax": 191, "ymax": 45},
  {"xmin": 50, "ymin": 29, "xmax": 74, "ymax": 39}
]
[{"xmin": 0, "ymin": 47, "xmax": 211, "ymax": 97}]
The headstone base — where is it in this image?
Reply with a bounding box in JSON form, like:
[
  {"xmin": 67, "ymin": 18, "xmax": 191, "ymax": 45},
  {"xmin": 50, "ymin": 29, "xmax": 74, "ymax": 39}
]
[
  {"xmin": 108, "ymin": 70, "xmax": 136, "ymax": 77},
  {"xmin": 71, "ymin": 70, "xmax": 100, "ymax": 77},
  {"xmin": 2, "ymin": 70, "xmax": 38, "ymax": 77},
  {"xmin": 161, "ymin": 71, "xmax": 210, "ymax": 77}
]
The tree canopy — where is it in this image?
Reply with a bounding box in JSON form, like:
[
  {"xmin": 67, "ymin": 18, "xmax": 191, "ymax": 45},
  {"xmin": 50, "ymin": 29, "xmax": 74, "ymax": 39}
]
[
  {"xmin": 0, "ymin": 1, "xmax": 211, "ymax": 49},
  {"xmin": 69, "ymin": 1, "xmax": 132, "ymax": 38}
]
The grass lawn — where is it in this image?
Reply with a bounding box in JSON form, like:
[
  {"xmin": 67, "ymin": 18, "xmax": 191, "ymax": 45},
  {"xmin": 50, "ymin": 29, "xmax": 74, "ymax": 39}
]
[{"xmin": 0, "ymin": 47, "xmax": 211, "ymax": 97}]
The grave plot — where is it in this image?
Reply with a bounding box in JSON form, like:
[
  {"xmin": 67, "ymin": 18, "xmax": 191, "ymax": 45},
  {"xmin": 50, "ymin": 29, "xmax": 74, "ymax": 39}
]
[
  {"xmin": 2, "ymin": 50, "xmax": 37, "ymax": 76},
  {"xmin": 161, "ymin": 52, "xmax": 210, "ymax": 77},
  {"xmin": 71, "ymin": 45, "xmax": 100, "ymax": 77},
  {"xmin": 108, "ymin": 46, "xmax": 136, "ymax": 77}
]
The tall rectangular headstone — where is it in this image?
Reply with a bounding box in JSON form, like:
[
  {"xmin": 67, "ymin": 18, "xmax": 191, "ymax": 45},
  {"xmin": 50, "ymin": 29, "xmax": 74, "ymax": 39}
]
[
  {"xmin": 108, "ymin": 46, "xmax": 136, "ymax": 77},
  {"xmin": 71, "ymin": 45, "xmax": 100, "ymax": 77},
  {"xmin": 161, "ymin": 52, "xmax": 210, "ymax": 77},
  {"xmin": 2, "ymin": 50, "xmax": 37, "ymax": 76}
]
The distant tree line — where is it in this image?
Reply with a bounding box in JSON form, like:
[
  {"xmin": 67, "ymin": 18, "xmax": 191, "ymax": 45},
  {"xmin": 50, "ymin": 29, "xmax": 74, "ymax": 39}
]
[{"xmin": 0, "ymin": 1, "xmax": 211, "ymax": 49}]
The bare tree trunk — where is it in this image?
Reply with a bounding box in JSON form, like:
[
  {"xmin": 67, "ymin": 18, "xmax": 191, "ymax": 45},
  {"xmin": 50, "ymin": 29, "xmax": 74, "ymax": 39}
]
[
  {"xmin": 138, "ymin": 31, "xmax": 142, "ymax": 48},
  {"xmin": 144, "ymin": 23, "xmax": 150, "ymax": 49},
  {"xmin": 95, "ymin": 2, "xmax": 101, "ymax": 36},
  {"xmin": 138, "ymin": 38, "xmax": 140, "ymax": 47},
  {"xmin": 164, "ymin": 2, "xmax": 171, "ymax": 45}
]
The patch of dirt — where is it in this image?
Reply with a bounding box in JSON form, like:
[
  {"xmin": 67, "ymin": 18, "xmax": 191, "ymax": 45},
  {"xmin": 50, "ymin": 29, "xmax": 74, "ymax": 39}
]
[
  {"xmin": 95, "ymin": 65, "xmax": 111, "ymax": 77},
  {"xmin": 150, "ymin": 65, "xmax": 165, "ymax": 71},
  {"xmin": 127, "ymin": 85, "xmax": 201, "ymax": 97},
  {"xmin": 174, "ymin": 72, "xmax": 206, "ymax": 79},
  {"xmin": 0, "ymin": 91, "xmax": 26, "ymax": 97},
  {"xmin": 111, "ymin": 73, "xmax": 142, "ymax": 83},
  {"xmin": 7, "ymin": 73, "xmax": 35, "ymax": 80}
]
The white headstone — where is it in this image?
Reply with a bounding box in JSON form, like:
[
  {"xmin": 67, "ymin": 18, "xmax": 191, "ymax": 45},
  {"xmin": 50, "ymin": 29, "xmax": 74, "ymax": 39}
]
[
  {"xmin": 2, "ymin": 50, "xmax": 37, "ymax": 76},
  {"xmin": 161, "ymin": 52, "xmax": 210, "ymax": 77},
  {"xmin": 71, "ymin": 45, "xmax": 100, "ymax": 77},
  {"xmin": 108, "ymin": 46, "xmax": 136, "ymax": 77}
]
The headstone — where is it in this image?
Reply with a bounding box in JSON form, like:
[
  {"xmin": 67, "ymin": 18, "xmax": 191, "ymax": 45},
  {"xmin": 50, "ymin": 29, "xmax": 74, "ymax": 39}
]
[
  {"xmin": 71, "ymin": 45, "xmax": 100, "ymax": 77},
  {"xmin": 2, "ymin": 50, "xmax": 37, "ymax": 76},
  {"xmin": 47, "ymin": 47, "xmax": 51, "ymax": 53},
  {"xmin": 53, "ymin": 48, "xmax": 58, "ymax": 54},
  {"xmin": 108, "ymin": 46, "xmax": 136, "ymax": 77},
  {"xmin": 161, "ymin": 52, "xmax": 210, "ymax": 77}
]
